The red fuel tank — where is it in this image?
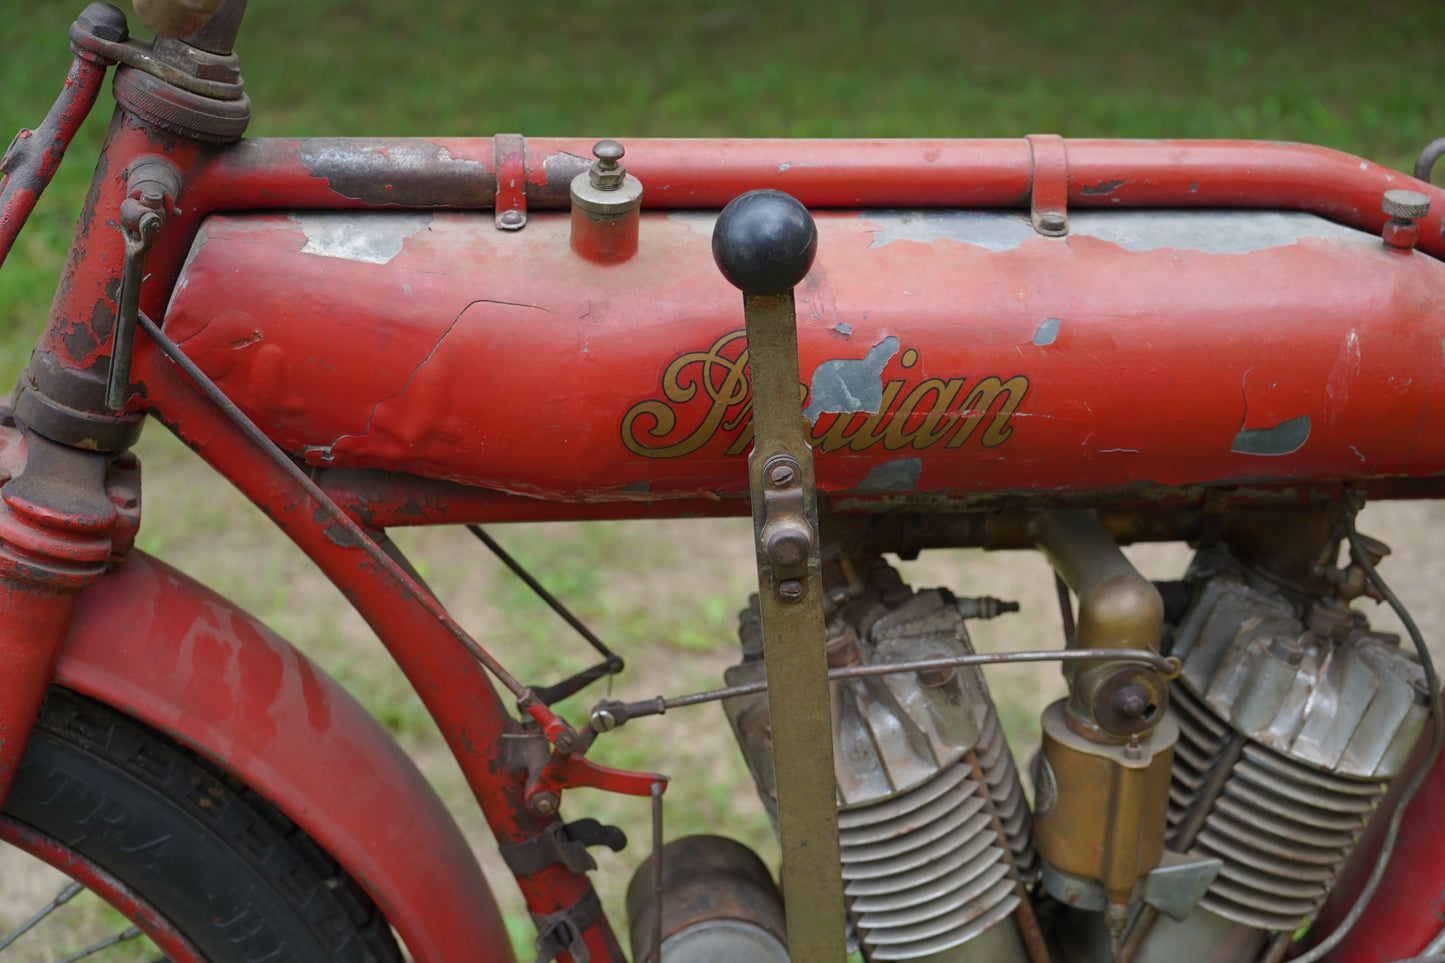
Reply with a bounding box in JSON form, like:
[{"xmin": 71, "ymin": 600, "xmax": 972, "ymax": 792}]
[{"xmin": 162, "ymin": 206, "xmax": 1445, "ymax": 513}]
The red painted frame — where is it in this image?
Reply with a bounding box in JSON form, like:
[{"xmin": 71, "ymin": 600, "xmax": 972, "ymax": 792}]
[
  {"xmin": 130, "ymin": 132, "xmax": 1445, "ymax": 963},
  {"xmin": 4, "ymin": 43, "xmax": 1445, "ymax": 963}
]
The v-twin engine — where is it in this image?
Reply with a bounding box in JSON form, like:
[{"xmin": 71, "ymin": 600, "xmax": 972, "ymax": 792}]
[{"xmin": 659, "ymin": 514, "xmax": 1432, "ymax": 963}]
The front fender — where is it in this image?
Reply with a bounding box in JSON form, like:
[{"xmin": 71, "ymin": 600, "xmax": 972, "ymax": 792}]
[{"xmin": 53, "ymin": 550, "xmax": 515, "ymax": 963}]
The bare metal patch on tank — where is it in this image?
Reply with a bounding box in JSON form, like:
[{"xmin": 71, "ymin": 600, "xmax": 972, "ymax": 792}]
[
  {"xmin": 293, "ymin": 212, "xmax": 432, "ymax": 265},
  {"xmin": 803, "ymin": 337, "xmax": 900, "ymax": 423},
  {"xmin": 857, "ymin": 458, "xmax": 923, "ymax": 493},
  {"xmin": 863, "ymin": 209, "xmax": 1371, "ymax": 254},
  {"xmin": 864, "ymin": 211, "xmax": 1035, "ymax": 251},
  {"xmin": 1232, "ymin": 416, "xmax": 1311, "ymax": 456}
]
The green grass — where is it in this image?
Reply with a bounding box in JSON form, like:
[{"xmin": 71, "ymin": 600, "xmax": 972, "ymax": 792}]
[
  {"xmin": 4, "ymin": 1, "xmax": 1443, "ymax": 339},
  {"xmin": 3, "ymin": 2, "xmax": 1445, "ymax": 959}
]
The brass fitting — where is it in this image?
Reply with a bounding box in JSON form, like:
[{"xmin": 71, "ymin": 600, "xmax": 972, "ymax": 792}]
[
  {"xmin": 1034, "ymin": 509, "xmax": 1167, "ymax": 737},
  {"xmin": 1031, "ymin": 510, "xmax": 1174, "ymax": 938},
  {"xmin": 1033, "ymin": 701, "xmax": 1178, "ymax": 909},
  {"xmin": 569, "ymin": 139, "xmax": 644, "ymax": 264}
]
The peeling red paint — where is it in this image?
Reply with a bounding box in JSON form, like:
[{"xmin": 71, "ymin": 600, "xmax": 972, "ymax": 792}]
[
  {"xmin": 167, "ymin": 209, "xmax": 1445, "ymax": 505},
  {"xmin": 56, "ymin": 552, "xmax": 512, "ymax": 963}
]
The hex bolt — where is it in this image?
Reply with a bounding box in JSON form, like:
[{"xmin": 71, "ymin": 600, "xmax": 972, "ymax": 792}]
[
  {"xmin": 77, "ymin": 2, "xmax": 130, "ymax": 43},
  {"xmin": 530, "ymin": 791, "xmax": 561, "ymax": 817},
  {"xmin": 777, "ymin": 579, "xmax": 805, "ymax": 601},
  {"xmin": 1113, "ymin": 684, "xmax": 1152, "ymax": 719},
  {"xmin": 590, "ymin": 140, "xmax": 627, "ymax": 191}
]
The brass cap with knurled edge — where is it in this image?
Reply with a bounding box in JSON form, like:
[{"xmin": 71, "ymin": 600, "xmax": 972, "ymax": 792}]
[{"xmin": 1382, "ymin": 189, "xmax": 1430, "ymax": 221}]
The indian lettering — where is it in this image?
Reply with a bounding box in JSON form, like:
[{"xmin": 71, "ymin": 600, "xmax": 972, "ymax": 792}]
[{"xmin": 622, "ymin": 330, "xmax": 1029, "ymax": 458}]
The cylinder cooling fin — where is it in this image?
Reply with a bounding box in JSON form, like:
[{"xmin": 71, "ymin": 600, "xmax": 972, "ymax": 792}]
[
  {"xmin": 839, "ymin": 707, "xmax": 1035, "ymax": 960},
  {"xmin": 701, "ymin": 528, "xmax": 1430, "ymax": 963},
  {"xmin": 1168, "ymin": 683, "xmax": 1386, "ymax": 931},
  {"xmin": 1128, "ymin": 544, "xmax": 1430, "ymax": 960},
  {"xmin": 723, "ymin": 555, "xmax": 1038, "ymax": 962}
]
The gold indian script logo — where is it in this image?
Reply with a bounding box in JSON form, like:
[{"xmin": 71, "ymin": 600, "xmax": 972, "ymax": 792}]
[{"xmin": 622, "ymin": 330, "xmax": 1029, "ymax": 459}]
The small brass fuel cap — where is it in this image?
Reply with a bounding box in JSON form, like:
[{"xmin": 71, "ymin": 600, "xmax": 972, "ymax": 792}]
[{"xmin": 570, "ymin": 139, "xmax": 644, "ymax": 264}]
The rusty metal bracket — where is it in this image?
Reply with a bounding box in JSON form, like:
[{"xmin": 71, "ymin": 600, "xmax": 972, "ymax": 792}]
[
  {"xmin": 1027, "ymin": 133, "xmax": 1070, "ymax": 236},
  {"xmin": 495, "ymin": 133, "xmax": 528, "ymax": 230},
  {"xmin": 532, "ymin": 888, "xmax": 602, "ymax": 963},
  {"xmin": 498, "ymin": 819, "xmax": 627, "ymax": 877},
  {"xmin": 757, "ymin": 453, "xmax": 813, "ymax": 595}
]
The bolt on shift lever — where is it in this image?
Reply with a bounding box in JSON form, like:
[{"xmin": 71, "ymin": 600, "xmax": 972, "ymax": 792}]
[{"xmin": 712, "ymin": 190, "xmax": 847, "ymax": 961}]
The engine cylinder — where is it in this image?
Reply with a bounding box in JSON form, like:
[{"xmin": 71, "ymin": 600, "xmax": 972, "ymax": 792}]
[
  {"xmin": 839, "ymin": 709, "xmax": 1033, "ymax": 961},
  {"xmin": 1168, "ymin": 684, "xmax": 1387, "ymax": 932},
  {"xmin": 724, "ymin": 558, "xmax": 1037, "ymax": 962},
  {"xmin": 1129, "ymin": 547, "xmax": 1430, "ymax": 961}
]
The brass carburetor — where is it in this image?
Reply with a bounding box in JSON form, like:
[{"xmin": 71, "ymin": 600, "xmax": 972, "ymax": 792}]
[{"xmin": 1030, "ymin": 511, "xmax": 1182, "ymax": 950}]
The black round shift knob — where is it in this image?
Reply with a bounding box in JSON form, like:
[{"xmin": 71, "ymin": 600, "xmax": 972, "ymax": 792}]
[{"xmin": 712, "ymin": 190, "xmax": 818, "ymax": 295}]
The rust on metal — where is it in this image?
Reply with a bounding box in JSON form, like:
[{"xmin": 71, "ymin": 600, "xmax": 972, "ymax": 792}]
[
  {"xmin": 298, "ymin": 139, "xmax": 492, "ymax": 207},
  {"xmin": 1027, "ymin": 133, "xmax": 1070, "ymax": 236},
  {"xmin": 493, "ymin": 133, "xmax": 527, "ymax": 230},
  {"xmin": 0, "ymin": 39, "xmax": 111, "ymax": 261}
]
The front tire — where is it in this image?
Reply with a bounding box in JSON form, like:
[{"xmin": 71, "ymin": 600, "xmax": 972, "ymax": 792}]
[{"xmin": 0, "ymin": 687, "xmax": 402, "ymax": 962}]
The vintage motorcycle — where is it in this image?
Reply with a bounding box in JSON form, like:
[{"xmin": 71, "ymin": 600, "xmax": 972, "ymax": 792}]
[{"xmin": 2, "ymin": 1, "xmax": 1444, "ymax": 961}]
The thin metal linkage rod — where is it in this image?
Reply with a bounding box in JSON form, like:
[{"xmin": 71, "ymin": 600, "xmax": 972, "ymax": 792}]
[
  {"xmin": 467, "ymin": 525, "xmax": 622, "ymax": 669},
  {"xmin": 649, "ymin": 781, "xmax": 664, "ymax": 963},
  {"xmin": 590, "ymin": 647, "xmax": 1180, "ymax": 729},
  {"xmin": 529, "ymin": 659, "xmax": 622, "ymax": 707}
]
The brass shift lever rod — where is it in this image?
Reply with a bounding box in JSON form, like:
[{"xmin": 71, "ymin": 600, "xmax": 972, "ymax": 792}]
[{"xmin": 713, "ymin": 190, "xmax": 847, "ymax": 961}]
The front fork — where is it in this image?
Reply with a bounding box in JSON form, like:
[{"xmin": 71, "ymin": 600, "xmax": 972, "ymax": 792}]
[
  {"xmin": 0, "ymin": 6, "xmax": 161, "ymax": 808},
  {"xmin": 0, "ymin": 418, "xmax": 140, "ymax": 802}
]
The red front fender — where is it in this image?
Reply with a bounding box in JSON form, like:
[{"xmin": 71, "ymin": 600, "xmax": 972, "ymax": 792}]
[{"xmin": 51, "ymin": 550, "xmax": 515, "ymax": 963}]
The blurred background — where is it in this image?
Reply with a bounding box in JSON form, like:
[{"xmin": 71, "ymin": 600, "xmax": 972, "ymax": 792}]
[{"xmin": 1, "ymin": 0, "xmax": 1444, "ymax": 957}]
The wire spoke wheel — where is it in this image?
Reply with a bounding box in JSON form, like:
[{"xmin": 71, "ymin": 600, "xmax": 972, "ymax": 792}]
[
  {"xmin": 0, "ymin": 689, "xmax": 401, "ymax": 963},
  {"xmin": 0, "ymin": 821, "xmax": 192, "ymax": 961}
]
